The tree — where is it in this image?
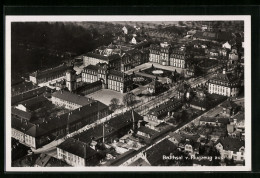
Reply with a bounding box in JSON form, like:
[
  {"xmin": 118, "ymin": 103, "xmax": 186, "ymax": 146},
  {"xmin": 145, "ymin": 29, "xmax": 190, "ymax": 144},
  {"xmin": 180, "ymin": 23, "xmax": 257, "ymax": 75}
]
[
  {"xmin": 123, "ymin": 92, "xmax": 136, "ymax": 107},
  {"xmin": 109, "ymin": 98, "xmax": 120, "ymax": 111}
]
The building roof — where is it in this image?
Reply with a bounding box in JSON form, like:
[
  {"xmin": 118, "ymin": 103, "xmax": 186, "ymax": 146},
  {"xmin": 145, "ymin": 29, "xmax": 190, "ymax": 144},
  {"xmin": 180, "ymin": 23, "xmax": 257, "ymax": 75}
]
[
  {"xmin": 220, "ymin": 99, "xmax": 239, "ymax": 109},
  {"xmin": 84, "ymin": 52, "xmax": 121, "ymax": 61},
  {"xmin": 75, "ymin": 80, "xmax": 102, "ymax": 94},
  {"xmin": 137, "ymin": 126, "xmax": 159, "ymax": 136},
  {"xmin": 168, "ymin": 132, "xmax": 184, "ymax": 143},
  {"xmin": 193, "ymin": 31, "xmax": 233, "ymax": 42},
  {"xmin": 148, "ymin": 99, "xmax": 182, "ymax": 118},
  {"xmin": 11, "ymin": 116, "xmax": 35, "ymax": 133},
  {"xmin": 109, "ymin": 70, "xmax": 124, "ymax": 78},
  {"xmin": 84, "ymin": 65, "xmax": 99, "ymax": 71},
  {"xmin": 211, "ymin": 72, "xmax": 239, "ymax": 84},
  {"xmin": 200, "ymin": 117, "xmax": 230, "ymax": 125},
  {"xmin": 145, "ymin": 139, "xmax": 178, "ymax": 166},
  {"xmin": 216, "ymin": 137, "xmax": 244, "ymax": 152},
  {"xmin": 11, "ymin": 107, "xmax": 32, "ymax": 120},
  {"xmin": 11, "ymin": 86, "xmax": 48, "ymax": 105},
  {"xmin": 52, "ymin": 90, "xmax": 93, "ymax": 106},
  {"xmin": 57, "ymin": 138, "xmax": 98, "ymax": 159},
  {"xmin": 30, "ymin": 64, "xmax": 71, "ymax": 79}
]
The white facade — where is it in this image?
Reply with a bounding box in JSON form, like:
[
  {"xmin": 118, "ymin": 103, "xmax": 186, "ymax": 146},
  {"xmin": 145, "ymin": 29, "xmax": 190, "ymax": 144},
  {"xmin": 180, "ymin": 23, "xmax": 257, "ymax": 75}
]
[
  {"xmin": 83, "ymin": 56, "xmax": 108, "ymax": 67},
  {"xmin": 51, "ymin": 96, "xmax": 81, "ymax": 110},
  {"xmin": 215, "ymin": 143, "xmax": 245, "ymax": 162},
  {"xmin": 57, "ymin": 148, "xmax": 85, "ymax": 167}
]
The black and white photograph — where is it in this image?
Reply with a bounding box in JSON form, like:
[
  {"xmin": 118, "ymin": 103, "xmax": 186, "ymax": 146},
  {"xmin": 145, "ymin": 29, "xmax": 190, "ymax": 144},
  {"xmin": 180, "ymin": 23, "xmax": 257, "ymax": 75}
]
[{"xmin": 5, "ymin": 15, "xmax": 251, "ymax": 171}]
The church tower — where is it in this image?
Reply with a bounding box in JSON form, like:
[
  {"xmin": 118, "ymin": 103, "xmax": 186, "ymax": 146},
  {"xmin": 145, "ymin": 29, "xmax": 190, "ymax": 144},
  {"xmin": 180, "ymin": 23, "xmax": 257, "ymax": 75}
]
[{"xmin": 66, "ymin": 68, "xmax": 76, "ymax": 92}]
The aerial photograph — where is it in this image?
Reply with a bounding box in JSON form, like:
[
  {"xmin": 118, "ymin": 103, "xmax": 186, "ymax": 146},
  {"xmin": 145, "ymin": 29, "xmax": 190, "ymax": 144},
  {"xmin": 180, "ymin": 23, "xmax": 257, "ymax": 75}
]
[{"xmin": 9, "ymin": 19, "xmax": 246, "ymax": 168}]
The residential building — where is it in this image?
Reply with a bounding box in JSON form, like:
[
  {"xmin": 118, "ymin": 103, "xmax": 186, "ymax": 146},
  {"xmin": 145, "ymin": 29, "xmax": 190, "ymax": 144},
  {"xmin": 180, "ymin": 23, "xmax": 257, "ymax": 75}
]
[
  {"xmin": 215, "ymin": 137, "xmax": 245, "ymax": 162},
  {"xmin": 220, "ymin": 99, "xmax": 239, "ymax": 117},
  {"xmin": 199, "ymin": 117, "xmax": 229, "ymax": 126}
]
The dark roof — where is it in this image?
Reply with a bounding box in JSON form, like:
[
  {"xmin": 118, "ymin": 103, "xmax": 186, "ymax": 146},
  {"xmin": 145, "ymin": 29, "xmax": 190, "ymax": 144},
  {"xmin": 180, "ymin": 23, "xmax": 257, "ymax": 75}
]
[
  {"xmin": 84, "ymin": 52, "xmax": 121, "ymax": 61},
  {"xmin": 25, "ymin": 125, "xmax": 48, "ymax": 137},
  {"xmin": 216, "ymin": 137, "xmax": 244, "ymax": 152},
  {"xmin": 11, "ymin": 116, "xmax": 35, "ymax": 133},
  {"xmin": 11, "ymin": 86, "xmax": 48, "ymax": 105},
  {"xmin": 84, "ymin": 65, "xmax": 99, "ymax": 71},
  {"xmin": 109, "ymin": 70, "xmax": 124, "ymax": 77},
  {"xmin": 107, "ymin": 110, "xmax": 143, "ymax": 130},
  {"xmin": 11, "ymin": 107, "xmax": 32, "ymax": 120},
  {"xmin": 190, "ymin": 98, "xmax": 209, "ymax": 109},
  {"xmin": 200, "ymin": 117, "xmax": 230, "ymax": 125},
  {"xmin": 57, "ymin": 138, "xmax": 98, "ymax": 158},
  {"xmin": 193, "ymin": 31, "xmax": 233, "ymax": 42},
  {"xmin": 38, "ymin": 101, "xmax": 108, "ymax": 136},
  {"xmin": 73, "ymin": 110, "xmax": 142, "ymax": 144},
  {"xmin": 30, "ymin": 64, "xmax": 71, "ymax": 79},
  {"xmin": 137, "ymin": 126, "xmax": 158, "ymax": 136},
  {"xmin": 220, "ymin": 99, "xmax": 239, "ymax": 109},
  {"xmin": 232, "ymin": 112, "xmax": 244, "ymax": 123},
  {"xmin": 148, "ymin": 99, "xmax": 182, "ymax": 117},
  {"xmin": 148, "ymin": 80, "xmax": 161, "ymax": 89},
  {"xmin": 11, "ymin": 81, "xmax": 35, "ymax": 95},
  {"xmin": 52, "ymin": 90, "xmax": 93, "ymax": 106},
  {"xmin": 145, "ymin": 139, "xmax": 178, "ymax": 166},
  {"xmin": 211, "ymin": 72, "xmax": 239, "ymax": 84},
  {"xmin": 75, "ymin": 81, "xmax": 102, "ymax": 93}
]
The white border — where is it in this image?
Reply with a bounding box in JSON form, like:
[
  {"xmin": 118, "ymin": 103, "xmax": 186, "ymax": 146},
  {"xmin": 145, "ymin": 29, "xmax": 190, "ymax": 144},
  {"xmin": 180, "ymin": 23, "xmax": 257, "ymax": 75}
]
[{"xmin": 5, "ymin": 15, "xmax": 251, "ymax": 172}]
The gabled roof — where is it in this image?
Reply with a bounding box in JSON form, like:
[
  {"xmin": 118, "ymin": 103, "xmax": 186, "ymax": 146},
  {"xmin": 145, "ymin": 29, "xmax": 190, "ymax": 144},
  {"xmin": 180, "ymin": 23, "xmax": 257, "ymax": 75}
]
[
  {"xmin": 200, "ymin": 117, "xmax": 229, "ymax": 125},
  {"xmin": 137, "ymin": 126, "xmax": 158, "ymax": 136},
  {"xmin": 216, "ymin": 137, "xmax": 244, "ymax": 152},
  {"xmin": 84, "ymin": 52, "xmax": 121, "ymax": 61},
  {"xmin": 52, "ymin": 90, "xmax": 93, "ymax": 106},
  {"xmin": 57, "ymin": 138, "xmax": 98, "ymax": 159},
  {"xmin": 11, "ymin": 107, "xmax": 32, "ymax": 120},
  {"xmin": 30, "ymin": 64, "xmax": 71, "ymax": 79}
]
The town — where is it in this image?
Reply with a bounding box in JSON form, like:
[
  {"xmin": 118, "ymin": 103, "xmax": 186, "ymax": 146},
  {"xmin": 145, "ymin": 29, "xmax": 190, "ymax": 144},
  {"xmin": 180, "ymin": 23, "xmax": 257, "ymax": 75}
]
[{"xmin": 11, "ymin": 21, "xmax": 245, "ymax": 167}]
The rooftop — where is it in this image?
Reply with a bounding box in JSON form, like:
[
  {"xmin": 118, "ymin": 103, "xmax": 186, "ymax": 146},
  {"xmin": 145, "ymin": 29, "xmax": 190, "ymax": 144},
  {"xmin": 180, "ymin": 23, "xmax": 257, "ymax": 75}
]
[{"xmin": 52, "ymin": 90, "xmax": 93, "ymax": 106}]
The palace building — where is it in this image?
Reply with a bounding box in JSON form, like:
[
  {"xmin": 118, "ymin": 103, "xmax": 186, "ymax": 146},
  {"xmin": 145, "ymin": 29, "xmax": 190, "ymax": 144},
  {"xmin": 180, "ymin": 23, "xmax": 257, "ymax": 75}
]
[
  {"xmin": 208, "ymin": 69, "xmax": 241, "ymax": 97},
  {"xmin": 81, "ymin": 63, "xmax": 133, "ymax": 93},
  {"xmin": 149, "ymin": 42, "xmax": 172, "ymax": 66},
  {"xmin": 169, "ymin": 48, "xmax": 189, "ymax": 69}
]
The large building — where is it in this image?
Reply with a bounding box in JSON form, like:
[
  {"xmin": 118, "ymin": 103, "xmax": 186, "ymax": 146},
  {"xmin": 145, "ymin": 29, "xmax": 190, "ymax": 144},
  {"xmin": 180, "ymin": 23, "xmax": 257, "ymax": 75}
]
[
  {"xmin": 29, "ymin": 63, "xmax": 71, "ymax": 84},
  {"xmin": 208, "ymin": 69, "xmax": 240, "ymax": 97},
  {"xmin": 11, "ymin": 100, "xmax": 109, "ymax": 149},
  {"xmin": 149, "ymin": 42, "xmax": 189, "ymax": 68},
  {"xmin": 149, "ymin": 42, "xmax": 172, "ymax": 66},
  {"xmin": 81, "ymin": 63, "xmax": 133, "ymax": 93},
  {"xmin": 51, "ymin": 90, "xmax": 93, "ymax": 110},
  {"xmin": 169, "ymin": 49, "xmax": 190, "ymax": 69},
  {"xmin": 145, "ymin": 99, "xmax": 182, "ymax": 123}
]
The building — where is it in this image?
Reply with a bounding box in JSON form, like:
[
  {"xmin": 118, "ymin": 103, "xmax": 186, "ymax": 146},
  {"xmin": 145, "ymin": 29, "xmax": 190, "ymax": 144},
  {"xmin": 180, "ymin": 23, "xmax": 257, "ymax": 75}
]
[
  {"xmin": 82, "ymin": 63, "xmax": 133, "ymax": 93},
  {"xmin": 122, "ymin": 26, "xmax": 128, "ymax": 34},
  {"xmin": 29, "ymin": 63, "xmax": 71, "ymax": 84},
  {"xmin": 146, "ymin": 78, "xmax": 163, "ymax": 94},
  {"xmin": 75, "ymin": 81, "xmax": 102, "ymax": 96},
  {"xmin": 149, "ymin": 42, "xmax": 172, "ymax": 65},
  {"xmin": 12, "ymin": 100, "xmax": 109, "ymax": 149},
  {"xmin": 169, "ymin": 49, "xmax": 189, "ymax": 69},
  {"xmin": 52, "ymin": 90, "xmax": 94, "ymax": 110},
  {"xmin": 193, "ymin": 31, "xmax": 233, "ymax": 43},
  {"xmin": 57, "ymin": 138, "xmax": 100, "ymax": 166},
  {"xmin": 208, "ymin": 69, "xmax": 240, "ymax": 97},
  {"xmin": 83, "ymin": 52, "xmax": 121, "ymax": 71},
  {"xmin": 215, "ymin": 137, "xmax": 245, "ymax": 162},
  {"xmin": 66, "ymin": 69, "xmax": 77, "ymax": 92},
  {"xmin": 145, "ymin": 99, "xmax": 182, "ymax": 123},
  {"xmin": 220, "ymin": 99, "xmax": 239, "ymax": 117},
  {"xmin": 199, "ymin": 117, "xmax": 229, "ymax": 126},
  {"xmin": 108, "ymin": 70, "xmax": 133, "ymax": 93}
]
